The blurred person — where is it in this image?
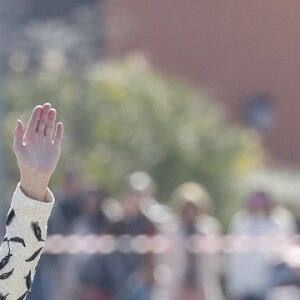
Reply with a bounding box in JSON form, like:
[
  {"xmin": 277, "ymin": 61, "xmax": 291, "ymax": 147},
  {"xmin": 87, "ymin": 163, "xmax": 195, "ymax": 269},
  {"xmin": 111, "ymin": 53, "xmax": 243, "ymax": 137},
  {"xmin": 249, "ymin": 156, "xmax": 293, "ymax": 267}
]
[
  {"xmin": 48, "ymin": 169, "xmax": 83, "ymax": 235},
  {"xmin": 58, "ymin": 186, "xmax": 113, "ymax": 300},
  {"xmin": 0, "ymin": 103, "xmax": 63, "ymax": 299},
  {"xmin": 109, "ymin": 171, "xmax": 158, "ymax": 300},
  {"xmin": 226, "ymin": 190, "xmax": 297, "ymax": 300},
  {"xmin": 160, "ymin": 182, "xmax": 224, "ymax": 300}
]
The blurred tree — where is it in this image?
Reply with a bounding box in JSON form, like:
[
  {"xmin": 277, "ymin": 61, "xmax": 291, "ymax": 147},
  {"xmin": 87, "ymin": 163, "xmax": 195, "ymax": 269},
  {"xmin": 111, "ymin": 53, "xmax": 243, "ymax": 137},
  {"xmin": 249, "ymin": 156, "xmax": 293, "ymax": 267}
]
[{"xmin": 3, "ymin": 54, "xmax": 264, "ymax": 222}]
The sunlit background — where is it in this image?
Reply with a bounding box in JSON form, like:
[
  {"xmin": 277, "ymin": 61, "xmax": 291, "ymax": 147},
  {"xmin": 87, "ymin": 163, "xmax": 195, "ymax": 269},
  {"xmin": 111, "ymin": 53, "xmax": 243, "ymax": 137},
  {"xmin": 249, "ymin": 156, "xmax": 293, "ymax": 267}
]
[{"xmin": 1, "ymin": 1, "xmax": 300, "ymax": 300}]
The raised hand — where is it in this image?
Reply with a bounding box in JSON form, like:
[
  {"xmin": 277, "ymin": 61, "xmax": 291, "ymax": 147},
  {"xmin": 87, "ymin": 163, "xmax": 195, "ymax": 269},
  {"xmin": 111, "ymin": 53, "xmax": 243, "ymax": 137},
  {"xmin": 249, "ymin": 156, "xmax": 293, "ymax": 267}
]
[{"xmin": 13, "ymin": 103, "xmax": 64, "ymax": 201}]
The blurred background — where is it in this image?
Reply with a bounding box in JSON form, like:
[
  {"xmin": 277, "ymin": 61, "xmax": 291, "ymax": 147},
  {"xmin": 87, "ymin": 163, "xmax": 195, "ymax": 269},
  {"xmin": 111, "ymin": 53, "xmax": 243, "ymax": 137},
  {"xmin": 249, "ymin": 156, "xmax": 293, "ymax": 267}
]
[{"xmin": 1, "ymin": 1, "xmax": 300, "ymax": 300}]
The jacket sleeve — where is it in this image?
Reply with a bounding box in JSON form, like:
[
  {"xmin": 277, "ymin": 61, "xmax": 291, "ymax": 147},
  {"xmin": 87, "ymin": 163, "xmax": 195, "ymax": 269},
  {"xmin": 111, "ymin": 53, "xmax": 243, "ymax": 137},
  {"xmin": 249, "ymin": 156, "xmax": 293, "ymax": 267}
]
[{"xmin": 0, "ymin": 184, "xmax": 54, "ymax": 300}]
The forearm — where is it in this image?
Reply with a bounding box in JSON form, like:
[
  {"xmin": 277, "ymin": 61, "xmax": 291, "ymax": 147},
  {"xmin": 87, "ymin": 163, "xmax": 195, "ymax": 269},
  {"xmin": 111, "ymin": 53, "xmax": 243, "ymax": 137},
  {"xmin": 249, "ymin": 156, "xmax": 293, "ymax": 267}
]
[{"xmin": 0, "ymin": 184, "xmax": 54, "ymax": 300}]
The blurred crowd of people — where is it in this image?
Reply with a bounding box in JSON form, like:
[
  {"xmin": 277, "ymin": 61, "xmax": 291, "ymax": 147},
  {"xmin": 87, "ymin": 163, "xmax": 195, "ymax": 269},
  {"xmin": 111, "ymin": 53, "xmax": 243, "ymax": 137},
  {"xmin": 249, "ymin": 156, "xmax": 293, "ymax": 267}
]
[{"xmin": 27, "ymin": 170, "xmax": 300, "ymax": 300}]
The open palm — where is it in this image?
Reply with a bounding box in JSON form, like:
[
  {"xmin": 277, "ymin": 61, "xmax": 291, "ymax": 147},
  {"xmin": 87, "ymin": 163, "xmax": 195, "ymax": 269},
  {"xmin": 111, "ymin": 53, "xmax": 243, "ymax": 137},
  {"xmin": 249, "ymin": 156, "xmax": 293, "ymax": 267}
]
[{"xmin": 13, "ymin": 103, "xmax": 64, "ymax": 188}]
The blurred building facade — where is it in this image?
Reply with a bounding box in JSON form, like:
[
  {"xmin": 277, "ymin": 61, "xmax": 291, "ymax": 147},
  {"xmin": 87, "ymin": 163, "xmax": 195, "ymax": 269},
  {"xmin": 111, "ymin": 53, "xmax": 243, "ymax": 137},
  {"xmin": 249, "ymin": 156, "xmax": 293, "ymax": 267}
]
[{"xmin": 105, "ymin": 0, "xmax": 300, "ymax": 165}]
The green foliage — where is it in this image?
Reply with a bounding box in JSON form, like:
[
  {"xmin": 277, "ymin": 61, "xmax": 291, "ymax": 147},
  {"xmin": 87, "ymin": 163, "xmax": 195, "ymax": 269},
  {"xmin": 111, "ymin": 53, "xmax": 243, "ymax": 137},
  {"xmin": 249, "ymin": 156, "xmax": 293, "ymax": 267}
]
[{"xmin": 3, "ymin": 54, "xmax": 263, "ymax": 222}]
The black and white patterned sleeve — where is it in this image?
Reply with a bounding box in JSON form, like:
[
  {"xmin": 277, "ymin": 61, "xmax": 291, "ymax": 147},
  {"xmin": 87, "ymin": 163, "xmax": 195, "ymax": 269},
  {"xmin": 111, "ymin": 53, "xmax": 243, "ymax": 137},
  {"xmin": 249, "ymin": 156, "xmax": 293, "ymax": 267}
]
[{"xmin": 0, "ymin": 184, "xmax": 54, "ymax": 300}]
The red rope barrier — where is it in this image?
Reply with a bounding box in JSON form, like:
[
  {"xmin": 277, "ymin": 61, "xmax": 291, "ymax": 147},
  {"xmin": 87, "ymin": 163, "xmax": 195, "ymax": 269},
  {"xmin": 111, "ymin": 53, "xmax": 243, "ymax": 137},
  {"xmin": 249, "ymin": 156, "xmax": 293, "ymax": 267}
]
[{"xmin": 44, "ymin": 234, "xmax": 298, "ymax": 254}]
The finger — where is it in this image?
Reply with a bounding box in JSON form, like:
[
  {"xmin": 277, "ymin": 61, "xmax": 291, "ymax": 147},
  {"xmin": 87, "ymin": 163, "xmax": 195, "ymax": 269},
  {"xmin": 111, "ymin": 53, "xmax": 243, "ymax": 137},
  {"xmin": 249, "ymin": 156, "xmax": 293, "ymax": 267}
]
[
  {"xmin": 25, "ymin": 105, "xmax": 42, "ymax": 135},
  {"xmin": 37, "ymin": 103, "xmax": 51, "ymax": 134},
  {"xmin": 45, "ymin": 108, "xmax": 57, "ymax": 138},
  {"xmin": 13, "ymin": 119, "xmax": 25, "ymax": 150},
  {"xmin": 53, "ymin": 122, "xmax": 64, "ymax": 146}
]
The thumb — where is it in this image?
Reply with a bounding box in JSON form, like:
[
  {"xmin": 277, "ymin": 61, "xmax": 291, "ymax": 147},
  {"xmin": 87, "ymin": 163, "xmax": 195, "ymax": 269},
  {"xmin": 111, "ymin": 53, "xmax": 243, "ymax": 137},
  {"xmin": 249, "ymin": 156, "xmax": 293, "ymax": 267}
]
[{"xmin": 13, "ymin": 119, "xmax": 25, "ymax": 150}]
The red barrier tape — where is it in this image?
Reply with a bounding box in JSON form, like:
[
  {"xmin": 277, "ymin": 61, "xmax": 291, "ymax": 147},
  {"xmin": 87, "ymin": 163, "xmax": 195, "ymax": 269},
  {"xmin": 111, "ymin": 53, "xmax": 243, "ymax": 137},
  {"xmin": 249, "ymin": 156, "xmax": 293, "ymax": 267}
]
[{"xmin": 44, "ymin": 234, "xmax": 299, "ymax": 254}]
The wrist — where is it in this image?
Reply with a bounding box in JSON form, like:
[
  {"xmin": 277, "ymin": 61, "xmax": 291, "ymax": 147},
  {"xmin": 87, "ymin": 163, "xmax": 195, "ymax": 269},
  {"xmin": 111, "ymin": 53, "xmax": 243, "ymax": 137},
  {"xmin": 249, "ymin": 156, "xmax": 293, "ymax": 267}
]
[{"xmin": 20, "ymin": 173, "xmax": 50, "ymax": 202}]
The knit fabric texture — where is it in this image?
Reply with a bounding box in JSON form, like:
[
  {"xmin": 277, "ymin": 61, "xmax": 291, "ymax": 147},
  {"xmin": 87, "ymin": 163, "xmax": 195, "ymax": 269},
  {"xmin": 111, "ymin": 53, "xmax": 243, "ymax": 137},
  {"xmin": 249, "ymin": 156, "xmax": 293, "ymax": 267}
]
[{"xmin": 0, "ymin": 184, "xmax": 54, "ymax": 300}]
